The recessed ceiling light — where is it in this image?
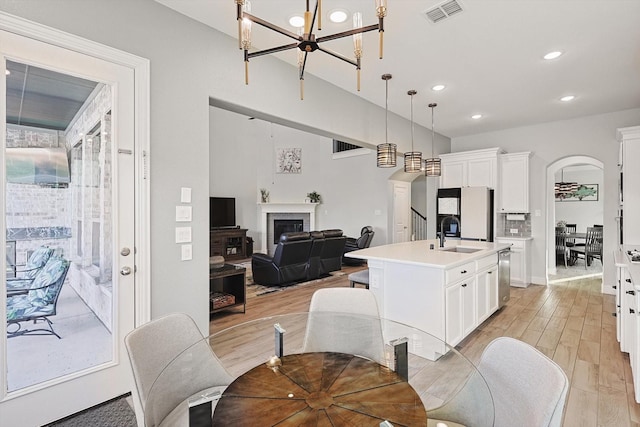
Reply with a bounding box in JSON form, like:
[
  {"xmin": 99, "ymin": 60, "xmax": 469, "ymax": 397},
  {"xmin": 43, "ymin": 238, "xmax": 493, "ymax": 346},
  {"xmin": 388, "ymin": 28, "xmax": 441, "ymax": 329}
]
[
  {"xmin": 560, "ymin": 95, "xmax": 575, "ymax": 102},
  {"xmin": 543, "ymin": 51, "xmax": 563, "ymax": 60},
  {"xmin": 289, "ymin": 15, "xmax": 305, "ymax": 27},
  {"xmin": 432, "ymin": 84, "xmax": 445, "ymax": 91},
  {"xmin": 471, "ymin": 114, "xmax": 482, "ymax": 120},
  {"xmin": 329, "ymin": 9, "xmax": 348, "ymax": 23}
]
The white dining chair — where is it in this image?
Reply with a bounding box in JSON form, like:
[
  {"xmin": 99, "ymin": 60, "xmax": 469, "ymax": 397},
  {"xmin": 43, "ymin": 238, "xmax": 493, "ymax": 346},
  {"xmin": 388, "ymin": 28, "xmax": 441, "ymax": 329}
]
[
  {"xmin": 124, "ymin": 312, "xmax": 232, "ymax": 427},
  {"xmin": 302, "ymin": 287, "xmax": 385, "ymax": 364},
  {"xmin": 429, "ymin": 337, "xmax": 569, "ymax": 427}
]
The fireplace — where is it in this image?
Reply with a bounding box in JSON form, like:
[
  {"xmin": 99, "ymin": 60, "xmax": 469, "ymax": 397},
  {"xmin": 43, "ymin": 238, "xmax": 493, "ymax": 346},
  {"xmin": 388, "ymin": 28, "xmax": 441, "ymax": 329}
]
[
  {"xmin": 258, "ymin": 202, "xmax": 318, "ymax": 254},
  {"xmin": 273, "ymin": 219, "xmax": 304, "ymax": 243}
]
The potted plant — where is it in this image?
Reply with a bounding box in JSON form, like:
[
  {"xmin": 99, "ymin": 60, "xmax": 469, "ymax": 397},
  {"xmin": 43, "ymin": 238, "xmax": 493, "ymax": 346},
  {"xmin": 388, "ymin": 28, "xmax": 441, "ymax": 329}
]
[
  {"xmin": 260, "ymin": 188, "xmax": 270, "ymax": 203},
  {"xmin": 307, "ymin": 191, "xmax": 322, "ymax": 204}
]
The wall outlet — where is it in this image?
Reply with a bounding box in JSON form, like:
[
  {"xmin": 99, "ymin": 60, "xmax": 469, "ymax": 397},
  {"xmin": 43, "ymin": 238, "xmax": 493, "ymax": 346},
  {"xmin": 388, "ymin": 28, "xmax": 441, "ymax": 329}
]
[{"xmin": 510, "ymin": 228, "xmax": 519, "ymax": 234}]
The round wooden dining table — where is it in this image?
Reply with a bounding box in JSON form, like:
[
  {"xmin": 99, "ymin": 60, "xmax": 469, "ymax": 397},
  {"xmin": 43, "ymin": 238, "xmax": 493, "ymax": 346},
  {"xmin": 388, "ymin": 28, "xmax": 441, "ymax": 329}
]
[{"xmin": 212, "ymin": 351, "xmax": 426, "ymax": 426}]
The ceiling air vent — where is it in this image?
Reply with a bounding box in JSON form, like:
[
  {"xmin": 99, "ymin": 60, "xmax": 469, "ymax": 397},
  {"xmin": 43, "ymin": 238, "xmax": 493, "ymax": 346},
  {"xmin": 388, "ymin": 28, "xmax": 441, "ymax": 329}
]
[{"xmin": 424, "ymin": 0, "xmax": 464, "ymax": 23}]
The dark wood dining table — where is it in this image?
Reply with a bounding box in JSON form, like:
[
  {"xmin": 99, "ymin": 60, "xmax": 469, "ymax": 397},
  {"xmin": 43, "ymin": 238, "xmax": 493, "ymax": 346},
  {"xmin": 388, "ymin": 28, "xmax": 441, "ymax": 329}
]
[{"xmin": 212, "ymin": 351, "xmax": 427, "ymax": 426}]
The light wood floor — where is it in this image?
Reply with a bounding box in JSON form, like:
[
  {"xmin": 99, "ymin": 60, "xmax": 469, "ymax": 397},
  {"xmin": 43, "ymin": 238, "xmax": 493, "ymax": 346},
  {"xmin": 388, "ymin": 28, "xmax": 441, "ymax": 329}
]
[{"xmin": 209, "ymin": 268, "xmax": 640, "ymax": 427}]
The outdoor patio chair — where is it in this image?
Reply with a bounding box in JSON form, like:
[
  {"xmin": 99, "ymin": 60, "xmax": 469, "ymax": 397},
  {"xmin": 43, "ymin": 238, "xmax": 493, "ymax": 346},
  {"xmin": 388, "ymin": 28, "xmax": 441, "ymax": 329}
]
[
  {"xmin": 6, "ymin": 256, "xmax": 70, "ymax": 339},
  {"xmin": 6, "ymin": 245, "xmax": 54, "ymax": 281}
]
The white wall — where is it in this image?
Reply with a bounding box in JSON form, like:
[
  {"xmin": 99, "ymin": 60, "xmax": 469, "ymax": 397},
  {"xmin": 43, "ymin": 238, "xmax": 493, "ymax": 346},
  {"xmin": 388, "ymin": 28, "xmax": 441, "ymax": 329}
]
[
  {"xmin": 555, "ymin": 166, "xmax": 604, "ymax": 231},
  {"xmin": 452, "ymin": 108, "xmax": 640, "ymax": 289},
  {"xmin": 0, "ymin": 0, "xmax": 437, "ymax": 333},
  {"xmin": 210, "ymin": 108, "xmax": 396, "ymax": 248}
]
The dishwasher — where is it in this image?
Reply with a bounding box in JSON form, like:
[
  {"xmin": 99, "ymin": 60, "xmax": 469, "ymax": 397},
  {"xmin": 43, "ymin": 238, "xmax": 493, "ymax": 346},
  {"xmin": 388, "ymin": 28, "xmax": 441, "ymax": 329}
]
[{"xmin": 498, "ymin": 249, "xmax": 511, "ymax": 308}]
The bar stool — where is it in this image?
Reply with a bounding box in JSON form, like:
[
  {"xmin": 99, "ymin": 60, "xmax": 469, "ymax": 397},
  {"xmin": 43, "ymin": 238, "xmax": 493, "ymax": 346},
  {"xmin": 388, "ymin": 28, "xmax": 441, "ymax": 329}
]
[{"xmin": 348, "ymin": 269, "xmax": 369, "ymax": 289}]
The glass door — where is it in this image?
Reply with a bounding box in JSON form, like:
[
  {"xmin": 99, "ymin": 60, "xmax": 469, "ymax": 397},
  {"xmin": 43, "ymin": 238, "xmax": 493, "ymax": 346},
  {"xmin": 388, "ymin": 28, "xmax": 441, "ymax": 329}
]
[{"xmin": 1, "ymin": 28, "xmax": 137, "ymax": 425}]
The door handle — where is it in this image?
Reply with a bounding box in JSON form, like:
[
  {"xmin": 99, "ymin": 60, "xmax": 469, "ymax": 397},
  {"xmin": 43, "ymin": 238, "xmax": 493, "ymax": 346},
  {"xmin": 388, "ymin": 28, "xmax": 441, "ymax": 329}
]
[{"xmin": 120, "ymin": 266, "xmax": 132, "ymax": 276}]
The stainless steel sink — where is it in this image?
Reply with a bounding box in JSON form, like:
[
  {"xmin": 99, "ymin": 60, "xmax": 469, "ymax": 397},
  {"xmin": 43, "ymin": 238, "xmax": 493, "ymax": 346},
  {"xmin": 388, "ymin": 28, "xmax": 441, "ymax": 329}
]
[{"xmin": 440, "ymin": 246, "xmax": 482, "ymax": 254}]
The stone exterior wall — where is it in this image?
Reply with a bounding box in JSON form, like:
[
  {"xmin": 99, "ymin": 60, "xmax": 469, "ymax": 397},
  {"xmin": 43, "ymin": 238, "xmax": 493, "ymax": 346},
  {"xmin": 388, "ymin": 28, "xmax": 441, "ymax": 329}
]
[
  {"xmin": 5, "ymin": 84, "xmax": 114, "ymax": 332},
  {"xmin": 5, "ymin": 125, "xmax": 71, "ymax": 264}
]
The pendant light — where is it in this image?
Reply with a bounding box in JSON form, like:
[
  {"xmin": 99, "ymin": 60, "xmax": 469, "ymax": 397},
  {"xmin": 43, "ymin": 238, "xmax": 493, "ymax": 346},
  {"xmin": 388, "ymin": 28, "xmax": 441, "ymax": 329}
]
[
  {"xmin": 377, "ymin": 74, "xmax": 397, "ymax": 167},
  {"xmin": 424, "ymin": 103, "xmax": 441, "ymax": 177},
  {"xmin": 555, "ymin": 168, "xmax": 579, "ymax": 198},
  {"xmin": 404, "ymin": 90, "xmax": 422, "ymax": 173}
]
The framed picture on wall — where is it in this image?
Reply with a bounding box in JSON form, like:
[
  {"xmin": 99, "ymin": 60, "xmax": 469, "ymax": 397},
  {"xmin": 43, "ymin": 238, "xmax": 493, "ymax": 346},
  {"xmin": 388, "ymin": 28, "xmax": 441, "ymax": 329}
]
[
  {"xmin": 276, "ymin": 147, "xmax": 302, "ymax": 174},
  {"xmin": 561, "ymin": 183, "xmax": 599, "ymax": 202}
]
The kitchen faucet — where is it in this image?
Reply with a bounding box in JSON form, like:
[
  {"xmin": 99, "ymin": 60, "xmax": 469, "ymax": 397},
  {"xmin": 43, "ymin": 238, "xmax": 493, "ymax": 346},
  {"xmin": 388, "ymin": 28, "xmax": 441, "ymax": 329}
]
[{"xmin": 439, "ymin": 216, "xmax": 461, "ymax": 248}]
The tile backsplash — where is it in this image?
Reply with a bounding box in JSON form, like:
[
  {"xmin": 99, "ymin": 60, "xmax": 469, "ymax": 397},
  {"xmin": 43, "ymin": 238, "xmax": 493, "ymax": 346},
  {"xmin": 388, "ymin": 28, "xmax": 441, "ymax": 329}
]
[{"xmin": 498, "ymin": 213, "xmax": 531, "ymax": 237}]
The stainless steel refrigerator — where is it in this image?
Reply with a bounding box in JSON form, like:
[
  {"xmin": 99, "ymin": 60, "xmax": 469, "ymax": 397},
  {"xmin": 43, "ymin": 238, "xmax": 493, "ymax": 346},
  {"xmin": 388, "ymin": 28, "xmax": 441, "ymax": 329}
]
[{"xmin": 461, "ymin": 186, "xmax": 494, "ymax": 241}]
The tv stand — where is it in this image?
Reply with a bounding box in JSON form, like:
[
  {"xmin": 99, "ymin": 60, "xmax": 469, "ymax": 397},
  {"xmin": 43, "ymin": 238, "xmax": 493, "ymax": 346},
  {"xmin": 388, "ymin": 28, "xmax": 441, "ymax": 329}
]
[{"xmin": 210, "ymin": 228, "xmax": 247, "ymax": 261}]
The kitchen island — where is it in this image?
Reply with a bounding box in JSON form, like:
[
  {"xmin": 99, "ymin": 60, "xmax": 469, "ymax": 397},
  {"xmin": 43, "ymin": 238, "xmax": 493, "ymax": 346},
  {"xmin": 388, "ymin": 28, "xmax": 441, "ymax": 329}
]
[{"xmin": 346, "ymin": 239, "xmax": 510, "ymax": 360}]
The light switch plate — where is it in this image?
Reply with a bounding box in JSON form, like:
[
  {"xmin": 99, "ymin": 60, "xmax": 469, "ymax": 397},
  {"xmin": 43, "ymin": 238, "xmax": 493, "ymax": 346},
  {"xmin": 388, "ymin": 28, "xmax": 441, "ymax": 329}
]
[
  {"xmin": 181, "ymin": 244, "xmax": 192, "ymax": 261},
  {"xmin": 175, "ymin": 226, "xmax": 192, "ymax": 243},
  {"xmin": 176, "ymin": 206, "xmax": 192, "ymax": 222},
  {"xmin": 180, "ymin": 187, "xmax": 192, "ymax": 203}
]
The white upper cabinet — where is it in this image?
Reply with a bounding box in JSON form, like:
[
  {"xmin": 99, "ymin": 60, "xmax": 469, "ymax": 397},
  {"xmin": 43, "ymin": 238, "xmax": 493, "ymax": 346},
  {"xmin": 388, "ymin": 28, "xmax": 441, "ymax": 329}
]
[
  {"xmin": 499, "ymin": 152, "xmax": 531, "ymax": 213},
  {"xmin": 618, "ymin": 126, "xmax": 640, "ymax": 245},
  {"xmin": 439, "ymin": 148, "xmax": 502, "ymax": 189}
]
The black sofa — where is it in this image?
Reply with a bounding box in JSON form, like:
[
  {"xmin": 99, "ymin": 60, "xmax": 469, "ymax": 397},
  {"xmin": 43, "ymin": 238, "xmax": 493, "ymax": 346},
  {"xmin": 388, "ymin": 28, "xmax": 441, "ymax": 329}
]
[{"xmin": 251, "ymin": 230, "xmax": 346, "ymax": 286}]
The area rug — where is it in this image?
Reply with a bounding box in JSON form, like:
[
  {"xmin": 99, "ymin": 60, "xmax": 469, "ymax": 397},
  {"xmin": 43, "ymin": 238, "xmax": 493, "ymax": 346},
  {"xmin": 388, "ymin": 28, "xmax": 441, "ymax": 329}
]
[
  {"xmin": 234, "ymin": 261, "xmax": 346, "ymax": 298},
  {"xmin": 46, "ymin": 396, "xmax": 137, "ymax": 427}
]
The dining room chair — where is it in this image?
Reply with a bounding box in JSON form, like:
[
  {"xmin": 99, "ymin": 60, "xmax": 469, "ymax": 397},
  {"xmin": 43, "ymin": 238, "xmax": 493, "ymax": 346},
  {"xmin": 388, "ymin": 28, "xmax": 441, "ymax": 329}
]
[
  {"xmin": 564, "ymin": 223, "xmax": 577, "ymax": 248},
  {"xmin": 124, "ymin": 312, "xmax": 232, "ymax": 427},
  {"xmin": 429, "ymin": 337, "xmax": 569, "ymax": 427},
  {"xmin": 555, "ymin": 226, "xmax": 569, "ymax": 268},
  {"xmin": 302, "ymin": 288, "xmax": 385, "ymax": 364},
  {"xmin": 569, "ymin": 226, "xmax": 603, "ymax": 269}
]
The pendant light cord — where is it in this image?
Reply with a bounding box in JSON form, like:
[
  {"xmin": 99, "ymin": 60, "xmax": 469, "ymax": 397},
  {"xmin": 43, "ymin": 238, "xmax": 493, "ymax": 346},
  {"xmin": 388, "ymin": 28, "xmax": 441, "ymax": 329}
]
[
  {"xmin": 430, "ymin": 103, "xmax": 437, "ymax": 157},
  {"xmin": 385, "ymin": 78, "xmax": 389, "ymax": 143}
]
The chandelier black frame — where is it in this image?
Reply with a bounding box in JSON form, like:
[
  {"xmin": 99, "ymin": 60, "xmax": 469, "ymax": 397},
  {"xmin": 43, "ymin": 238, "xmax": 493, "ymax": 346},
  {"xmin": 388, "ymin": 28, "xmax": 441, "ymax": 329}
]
[{"xmin": 236, "ymin": 0, "xmax": 387, "ymax": 99}]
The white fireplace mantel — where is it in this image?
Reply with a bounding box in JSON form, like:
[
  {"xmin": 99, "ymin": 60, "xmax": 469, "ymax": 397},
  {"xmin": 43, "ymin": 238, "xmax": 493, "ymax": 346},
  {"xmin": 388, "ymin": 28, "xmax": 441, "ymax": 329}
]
[{"xmin": 258, "ymin": 202, "xmax": 318, "ymax": 253}]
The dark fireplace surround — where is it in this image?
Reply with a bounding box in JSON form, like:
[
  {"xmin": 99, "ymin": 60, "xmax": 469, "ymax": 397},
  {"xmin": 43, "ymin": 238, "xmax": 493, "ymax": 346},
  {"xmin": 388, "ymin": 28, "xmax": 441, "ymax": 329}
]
[{"xmin": 273, "ymin": 219, "xmax": 304, "ymax": 244}]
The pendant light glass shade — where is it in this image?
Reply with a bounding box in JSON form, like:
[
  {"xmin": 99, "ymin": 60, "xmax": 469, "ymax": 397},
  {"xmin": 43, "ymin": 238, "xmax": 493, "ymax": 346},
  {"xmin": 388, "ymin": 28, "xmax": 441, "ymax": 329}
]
[
  {"xmin": 377, "ymin": 143, "xmax": 397, "ymax": 167},
  {"xmin": 377, "ymin": 74, "xmax": 397, "ymax": 167},
  {"xmin": 425, "ymin": 102, "xmax": 441, "ymax": 177},
  {"xmin": 404, "ymin": 90, "xmax": 422, "ymax": 173},
  {"xmin": 424, "ymin": 157, "xmax": 441, "ymax": 176},
  {"xmin": 554, "ymin": 168, "xmax": 579, "ymax": 197}
]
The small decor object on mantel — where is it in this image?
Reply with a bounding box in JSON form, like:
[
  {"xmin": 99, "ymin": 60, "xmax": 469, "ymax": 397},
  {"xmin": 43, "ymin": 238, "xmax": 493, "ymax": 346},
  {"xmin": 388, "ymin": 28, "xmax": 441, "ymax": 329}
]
[
  {"xmin": 307, "ymin": 191, "xmax": 322, "ymax": 204},
  {"xmin": 260, "ymin": 188, "xmax": 270, "ymax": 203}
]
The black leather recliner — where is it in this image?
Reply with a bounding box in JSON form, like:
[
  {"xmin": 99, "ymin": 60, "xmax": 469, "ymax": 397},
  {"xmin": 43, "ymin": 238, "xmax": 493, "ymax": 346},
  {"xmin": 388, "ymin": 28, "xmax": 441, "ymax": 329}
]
[
  {"xmin": 251, "ymin": 232, "xmax": 313, "ymax": 286},
  {"xmin": 343, "ymin": 226, "xmax": 375, "ymax": 266},
  {"xmin": 319, "ymin": 229, "xmax": 347, "ymax": 275},
  {"xmin": 306, "ymin": 231, "xmax": 325, "ymax": 280}
]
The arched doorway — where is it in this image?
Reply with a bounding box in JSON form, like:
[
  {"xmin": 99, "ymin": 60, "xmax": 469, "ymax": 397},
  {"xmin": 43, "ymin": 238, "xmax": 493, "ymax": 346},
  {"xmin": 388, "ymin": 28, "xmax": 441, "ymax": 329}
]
[{"xmin": 546, "ymin": 156, "xmax": 604, "ymax": 285}]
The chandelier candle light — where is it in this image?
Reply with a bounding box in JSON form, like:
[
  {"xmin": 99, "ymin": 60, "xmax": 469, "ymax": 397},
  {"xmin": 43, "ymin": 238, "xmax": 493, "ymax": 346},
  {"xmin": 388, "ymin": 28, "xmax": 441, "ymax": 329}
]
[
  {"xmin": 404, "ymin": 90, "xmax": 422, "ymax": 173},
  {"xmin": 235, "ymin": 0, "xmax": 387, "ymax": 100},
  {"xmin": 377, "ymin": 73, "xmax": 397, "ymax": 167},
  {"xmin": 424, "ymin": 103, "xmax": 441, "ymax": 177}
]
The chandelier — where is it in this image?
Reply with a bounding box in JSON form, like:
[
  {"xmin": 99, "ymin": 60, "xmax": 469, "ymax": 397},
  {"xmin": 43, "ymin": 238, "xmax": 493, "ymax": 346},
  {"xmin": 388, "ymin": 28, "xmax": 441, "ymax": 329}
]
[
  {"xmin": 236, "ymin": 0, "xmax": 387, "ymax": 99},
  {"xmin": 555, "ymin": 169, "xmax": 578, "ymax": 198}
]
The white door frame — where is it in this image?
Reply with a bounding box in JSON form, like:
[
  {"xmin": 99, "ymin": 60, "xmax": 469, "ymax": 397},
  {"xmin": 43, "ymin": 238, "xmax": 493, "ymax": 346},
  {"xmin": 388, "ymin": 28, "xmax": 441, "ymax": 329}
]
[
  {"xmin": 545, "ymin": 156, "xmax": 603, "ymax": 283},
  {"xmin": 0, "ymin": 10, "xmax": 150, "ymax": 421}
]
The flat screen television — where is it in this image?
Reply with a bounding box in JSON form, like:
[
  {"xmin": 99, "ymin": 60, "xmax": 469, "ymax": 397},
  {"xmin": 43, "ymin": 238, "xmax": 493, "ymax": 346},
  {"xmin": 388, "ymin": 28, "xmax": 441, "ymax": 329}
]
[{"xmin": 210, "ymin": 197, "xmax": 236, "ymax": 229}]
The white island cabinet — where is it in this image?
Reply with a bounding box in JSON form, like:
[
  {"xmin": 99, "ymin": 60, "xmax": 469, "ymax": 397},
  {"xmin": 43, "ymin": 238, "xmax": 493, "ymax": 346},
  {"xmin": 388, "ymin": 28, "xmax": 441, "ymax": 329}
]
[{"xmin": 346, "ymin": 240, "xmax": 509, "ymax": 360}]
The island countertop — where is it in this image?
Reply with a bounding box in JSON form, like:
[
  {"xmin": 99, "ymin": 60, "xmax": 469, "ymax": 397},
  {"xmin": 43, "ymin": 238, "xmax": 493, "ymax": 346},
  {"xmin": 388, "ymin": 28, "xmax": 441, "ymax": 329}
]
[{"xmin": 345, "ymin": 239, "xmax": 511, "ymax": 269}]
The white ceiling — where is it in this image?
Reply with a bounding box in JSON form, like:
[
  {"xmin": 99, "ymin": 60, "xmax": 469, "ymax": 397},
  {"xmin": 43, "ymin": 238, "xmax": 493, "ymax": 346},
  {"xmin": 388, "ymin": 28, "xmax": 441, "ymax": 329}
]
[{"xmin": 156, "ymin": 0, "xmax": 640, "ymax": 138}]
